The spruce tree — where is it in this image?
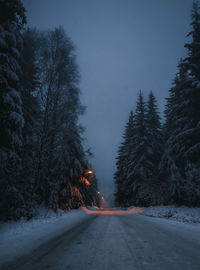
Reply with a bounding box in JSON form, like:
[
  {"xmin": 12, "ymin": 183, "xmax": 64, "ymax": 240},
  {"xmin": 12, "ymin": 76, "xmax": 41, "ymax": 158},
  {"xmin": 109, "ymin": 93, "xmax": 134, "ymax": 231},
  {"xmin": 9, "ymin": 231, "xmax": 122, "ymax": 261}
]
[
  {"xmin": 0, "ymin": 0, "xmax": 26, "ymax": 220},
  {"xmin": 183, "ymin": 3, "xmax": 200, "ymax": 205},
  {"xmin": 145, "ymin": 91, "xmax": 163, "ymax": 203},
  {"xmin": 161, "ymin": 3, "xmax": 200, "ymax": 206},
  {"xmin": 161, "ymin": 62, "xmax": 197, "ymax": 205},
  {"xmin": 114, "ymin": 110, "xmax": 135, "ymax": 206},
  {"xmin": 127, "ymin": 91, "xmax": 150, "ymax": 206},
  {"xmin": 184, "ymin": 2, "xmax": 200, "ymax": 83},
  {"xmin": 115, "ymin": 91, "xmax": 162, "ymax": 206}
]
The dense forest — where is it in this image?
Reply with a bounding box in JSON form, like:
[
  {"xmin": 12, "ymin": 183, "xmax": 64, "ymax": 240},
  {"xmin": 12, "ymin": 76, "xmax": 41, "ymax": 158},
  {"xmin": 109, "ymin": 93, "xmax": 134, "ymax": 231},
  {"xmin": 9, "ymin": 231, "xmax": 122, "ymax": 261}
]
[
  {"xmin": 114, "ymin": 2, "xmax": 200, "ymax": 207},
  {"xmin": 0, "ymin": 0, "xmax": 100, "ymax": 221}
]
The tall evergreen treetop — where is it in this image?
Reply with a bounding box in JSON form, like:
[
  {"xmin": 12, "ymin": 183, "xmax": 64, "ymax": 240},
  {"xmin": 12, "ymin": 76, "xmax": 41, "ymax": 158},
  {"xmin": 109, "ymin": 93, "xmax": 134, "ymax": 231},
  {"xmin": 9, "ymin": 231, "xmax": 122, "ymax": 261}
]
[
  {"xmin": 126, "ymin": 91, "xmax": 150, "ymax": 206},
  {"xmin": 134, "ymin": 90, "xmax": 146, "ymax": 140},
  {"xmin": 119, "ymin": 110, "xmax": 135, "ymax": 154},
  {"xmin": 160, "ymin": 2, "xmax": 200, "ymax": 205},
  {"xmin": 146, "ymin": 91, "xmax": 162, "ymax": 163},
  {"xmin": 185, "ymin": 2, "xmax": 200, "ymax": 82},
  {"xmin": 0, "ymin": 0, "xmax": 26, "ymax": 29},
  {"xmin": 114, "ymin": 110, "xmax": 135, "ymax": 206},
  {"xmin": 146, "ymin": 91, "xmax": 161, "ymax": 134}
]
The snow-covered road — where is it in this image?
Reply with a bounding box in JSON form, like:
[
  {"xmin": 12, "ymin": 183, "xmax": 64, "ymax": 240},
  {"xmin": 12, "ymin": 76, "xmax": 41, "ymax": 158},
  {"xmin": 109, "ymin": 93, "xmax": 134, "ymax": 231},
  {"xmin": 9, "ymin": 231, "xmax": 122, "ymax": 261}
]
[{"xmin": 1, "ymin": 212, "xmax": 200, "ymax": 270}]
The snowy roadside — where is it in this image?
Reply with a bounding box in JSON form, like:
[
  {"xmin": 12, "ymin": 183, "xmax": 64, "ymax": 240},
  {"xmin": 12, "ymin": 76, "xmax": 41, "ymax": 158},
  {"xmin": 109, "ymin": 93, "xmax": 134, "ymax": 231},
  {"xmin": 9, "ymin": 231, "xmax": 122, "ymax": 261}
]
[
  {"xmin": 0, "ymin": 208, "xmax": 90, "ymax": 266},
  {"xmin": 142, "ymin": 205, "xmax": 200, "ymax": 224}
]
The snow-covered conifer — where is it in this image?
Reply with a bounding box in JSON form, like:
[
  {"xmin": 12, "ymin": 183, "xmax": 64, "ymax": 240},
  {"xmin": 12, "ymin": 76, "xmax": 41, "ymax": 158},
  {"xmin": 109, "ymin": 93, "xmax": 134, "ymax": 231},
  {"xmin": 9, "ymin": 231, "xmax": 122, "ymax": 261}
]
[
  {"xmin": 127, "ymin": 91, "xmax": 150, "ymax": 206},
  {"xmin": 0, "ymin": 0, "xmax": 26, "ymax": 220},
  {"xmin": 114, "ymin": 110, "xmax": 135, "ymax": 206},
  {"xmin": 145, "ymin": 91, "xmax": 163, "ymax": 203},
  {"xmin": 160, "ymin": 3, "xmax": 200, "ymax": 206}
]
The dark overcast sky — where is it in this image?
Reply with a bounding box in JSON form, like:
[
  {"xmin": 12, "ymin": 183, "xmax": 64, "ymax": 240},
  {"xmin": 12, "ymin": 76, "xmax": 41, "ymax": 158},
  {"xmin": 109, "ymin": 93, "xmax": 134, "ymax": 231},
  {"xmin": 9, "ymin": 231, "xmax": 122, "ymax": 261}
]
[{"xmin": 23, "ymin": 0, "xmax": 193, "ymax": 199}]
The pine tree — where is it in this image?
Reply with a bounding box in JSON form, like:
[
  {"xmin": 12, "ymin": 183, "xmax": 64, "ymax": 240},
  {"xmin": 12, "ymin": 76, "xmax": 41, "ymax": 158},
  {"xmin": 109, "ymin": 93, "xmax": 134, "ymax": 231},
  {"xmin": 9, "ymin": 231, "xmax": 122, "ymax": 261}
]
[
  {"xmin": 161, "ymin": 62, "xmax": 197, "ymax": 205},
  {"xmin": 183, "ymin": 3, "xmax": 200, "ymax": 204},
  {"xmin": 127, "ymin": 91, "xmax": 150, "ymax": 206},
  {"xmin": 145, "ymin": 91, "xmax": 163, "ymax": 203},
  {"xmin": 0, "ymin": 0, "xmax": 26, "ymax": 220},
  {"xmin": 115, "ymin": 91, "xmax": 162, "ymax": 206},
  {"xmin": 114, "ymin": 110, "xmax": 135, "ymax": 206},
  {"xmin": 160, "ymin": 3, "xmax": 200, "ymax": 206},
  {"xmin": 184, "ymin": 2, "xmax": 200, "ymax": 83}
]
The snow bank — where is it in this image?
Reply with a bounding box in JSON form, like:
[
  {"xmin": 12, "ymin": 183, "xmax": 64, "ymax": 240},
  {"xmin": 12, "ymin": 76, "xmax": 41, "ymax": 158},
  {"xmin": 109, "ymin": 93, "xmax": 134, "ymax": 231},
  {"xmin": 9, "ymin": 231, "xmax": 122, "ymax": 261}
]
[
  {"xmin": 142, "ymin": 205, "xmax": 200, "ymax": 223},
  {"xmin": 0, "ymin": 208, "xmax": 89, "ymax": 266}
]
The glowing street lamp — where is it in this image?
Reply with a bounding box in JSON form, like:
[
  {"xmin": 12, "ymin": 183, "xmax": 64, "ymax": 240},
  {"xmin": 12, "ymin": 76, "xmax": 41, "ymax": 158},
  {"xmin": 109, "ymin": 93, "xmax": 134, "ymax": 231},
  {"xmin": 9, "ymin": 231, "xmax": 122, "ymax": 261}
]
[{"xmin": 85, "ymin": 169, "xmax": 93, "ymax": 179}]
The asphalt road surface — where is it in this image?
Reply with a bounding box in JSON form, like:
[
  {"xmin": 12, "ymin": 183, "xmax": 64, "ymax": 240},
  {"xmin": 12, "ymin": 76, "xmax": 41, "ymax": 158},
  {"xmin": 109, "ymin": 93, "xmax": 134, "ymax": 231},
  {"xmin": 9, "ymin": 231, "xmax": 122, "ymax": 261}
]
[{"xmin": 1, "ymin": 211, "xmax": 200, "ymax": 270}]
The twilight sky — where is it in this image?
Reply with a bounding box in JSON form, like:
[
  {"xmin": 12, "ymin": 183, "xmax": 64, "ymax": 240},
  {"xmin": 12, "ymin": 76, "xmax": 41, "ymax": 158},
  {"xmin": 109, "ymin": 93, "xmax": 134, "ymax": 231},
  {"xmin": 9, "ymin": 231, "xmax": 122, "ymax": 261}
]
[{"xmin": 23, "ymin": 0, "xmax": 193, "ymax": 199}]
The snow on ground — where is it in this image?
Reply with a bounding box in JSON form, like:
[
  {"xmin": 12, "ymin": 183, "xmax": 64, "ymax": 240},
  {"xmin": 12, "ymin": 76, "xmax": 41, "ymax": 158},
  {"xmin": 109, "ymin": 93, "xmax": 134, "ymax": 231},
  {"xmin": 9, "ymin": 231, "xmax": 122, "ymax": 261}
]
[
  {"xmin": 1, "ymin": 205, "xmax": 199, "ymax": 267},
  {"xmin": 142, "ymin": 205, "xmax": 200, "ymax": 223},
  {"xmin": 136, "ymin": 214, "xmax": 200, "ymax": 248},
  {"xmin": 0, "ymin": 208, "xmax": 90, "ymax": 265}
]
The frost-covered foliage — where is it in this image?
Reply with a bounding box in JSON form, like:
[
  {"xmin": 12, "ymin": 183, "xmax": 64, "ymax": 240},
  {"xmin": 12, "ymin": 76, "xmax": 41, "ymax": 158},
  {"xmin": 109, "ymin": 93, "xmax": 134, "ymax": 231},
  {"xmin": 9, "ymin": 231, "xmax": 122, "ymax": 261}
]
[
  {"xmin": 160, "ymin": 2, "xmax": 200, "ymax": 206},
  {"xmin": 0, "ymin": 1, "xmax": 99, "ymax": 221},
  {"xmin": 32, "ymin": 27, "xmax": 99, "ymax": 212},
  {"xmin": 115, "ymin": 91, "xmax": 162, "ymax": 207},
  {"xmin": 114, "ymin": 110, "xmax": 135, "ymax": 206},
  {"xmin": 115, "ymin": 2, "xmax": 200, "ymax": 208},
  {"xmin": 0, "ymin": 0, "xmax": 26, "ymax": 220},
  {"xmin": 126, "ymin": 91, "xmax": 151, "ymax": 206},
  {"xmin": 143, "ymin": 205, "xmax": 200, "ymax": 223},
  {"xmin": 128, "ymin": 91, "xmax": 163, "ymax": 206}
]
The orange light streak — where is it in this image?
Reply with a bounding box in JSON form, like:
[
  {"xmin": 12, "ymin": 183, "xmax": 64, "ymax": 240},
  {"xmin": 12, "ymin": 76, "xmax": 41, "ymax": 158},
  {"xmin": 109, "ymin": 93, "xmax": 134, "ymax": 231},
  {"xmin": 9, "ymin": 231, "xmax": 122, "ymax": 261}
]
[
  {"xmin": 82, "ymin": 193, "xmax": 144, "ymax": 215},
  {"xmin": 80, "ymin": 176, "xmax": 91, "ymax": 186},
  {"xmin": 84, "ymin": 179, "xmax": 90, "ymax": 186},
  {"xmin": 82, "ymin": 206, "xmax": 145, "ymax": 215}
]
